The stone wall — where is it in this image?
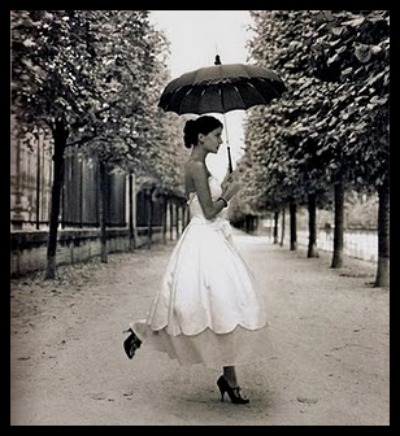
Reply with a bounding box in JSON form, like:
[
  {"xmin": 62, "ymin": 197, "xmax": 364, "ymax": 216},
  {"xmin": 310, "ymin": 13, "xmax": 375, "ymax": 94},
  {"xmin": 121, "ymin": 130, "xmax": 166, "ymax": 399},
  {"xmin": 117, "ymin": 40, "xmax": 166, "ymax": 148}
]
[{"xmin": 10, "ymin": 227, "xmax": 164, "ymax": 277}]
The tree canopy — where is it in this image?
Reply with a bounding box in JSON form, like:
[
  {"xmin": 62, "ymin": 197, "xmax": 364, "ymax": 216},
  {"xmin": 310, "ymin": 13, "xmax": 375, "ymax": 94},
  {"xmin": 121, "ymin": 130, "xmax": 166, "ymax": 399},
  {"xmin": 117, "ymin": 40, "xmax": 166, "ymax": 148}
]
[
  {"xmin": 11, "ymin": 10, "xmax": 186, "ymax": 195},
  {"xmin": 236, "ymin": 10, "xmax": 389, "ymax": 218}
]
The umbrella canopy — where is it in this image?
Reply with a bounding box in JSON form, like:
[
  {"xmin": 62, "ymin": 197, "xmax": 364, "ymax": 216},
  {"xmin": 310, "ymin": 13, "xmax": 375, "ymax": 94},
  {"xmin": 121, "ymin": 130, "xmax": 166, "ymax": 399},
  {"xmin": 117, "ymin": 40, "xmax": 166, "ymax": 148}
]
[
  {"xmin": 158, "ymin": 56, "xmax": 287, "ymax": 115},
  {"xmin": 158, "ymin": 56, "xmax": 287, "ymax": 172}
]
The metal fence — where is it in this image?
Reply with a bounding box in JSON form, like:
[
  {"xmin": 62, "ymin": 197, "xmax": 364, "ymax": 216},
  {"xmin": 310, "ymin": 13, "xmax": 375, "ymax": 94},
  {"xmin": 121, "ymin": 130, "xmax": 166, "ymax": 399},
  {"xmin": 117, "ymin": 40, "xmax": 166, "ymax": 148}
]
[
  {"xmin": 136, "ymin": 190, "xmax": 164, "ymax": 228},
  {"xmin": 11, "ymin": 130, "xmax": 186, "ymax": 235},
  {"xmin": 61, "ymin": 150, "xmax": 126, "ymax": 228},
  {"xmin": 11, "ymin": 135, "xmax": 127, "ymax": 230},
  {"xmin": 11, "ymin": 133, "xmax": 53, "ymax": 229}
]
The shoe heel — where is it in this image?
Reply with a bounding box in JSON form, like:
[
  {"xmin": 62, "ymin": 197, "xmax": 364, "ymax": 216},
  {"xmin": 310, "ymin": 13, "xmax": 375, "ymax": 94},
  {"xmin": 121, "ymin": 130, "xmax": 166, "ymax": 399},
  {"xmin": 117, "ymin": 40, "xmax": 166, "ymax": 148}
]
[
  {"xmin": 123, "ymin": 328, "xmax": 142, "ymax": 359},
  {"xmin": 216, "ymin": 375, "xmax": 249, "ymax": 404},
  {"xmin": 217, "ymin": 376, "xmax": 226, "ymax": 402}
]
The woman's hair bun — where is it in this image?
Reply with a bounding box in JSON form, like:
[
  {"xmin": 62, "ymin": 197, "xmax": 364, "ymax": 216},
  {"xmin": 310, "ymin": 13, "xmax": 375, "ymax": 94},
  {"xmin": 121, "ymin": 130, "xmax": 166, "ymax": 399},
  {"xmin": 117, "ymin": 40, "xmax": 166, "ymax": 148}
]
[{"xmin": 183, "ymin": 119, "xmax": 197, "ymax": 148}]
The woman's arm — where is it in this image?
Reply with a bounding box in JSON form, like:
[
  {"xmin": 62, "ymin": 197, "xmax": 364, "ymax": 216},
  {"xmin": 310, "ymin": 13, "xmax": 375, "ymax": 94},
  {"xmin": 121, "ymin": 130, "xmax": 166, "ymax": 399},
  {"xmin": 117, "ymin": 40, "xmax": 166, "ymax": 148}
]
[{"xmin": 190, "ymin": 162, "xmax": 227, "ymax": 220}]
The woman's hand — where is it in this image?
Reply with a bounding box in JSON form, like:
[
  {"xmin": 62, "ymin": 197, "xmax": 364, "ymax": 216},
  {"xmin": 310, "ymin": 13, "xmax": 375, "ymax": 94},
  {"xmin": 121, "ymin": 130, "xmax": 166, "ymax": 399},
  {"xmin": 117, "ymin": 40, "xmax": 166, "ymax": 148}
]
[
  {"xmin": 221, "ymin": 170, "xmax": 241, "ymax": 201},
  {"xmin": 221, "ymin": 170, "xmax": 238, "ymax": 189}
]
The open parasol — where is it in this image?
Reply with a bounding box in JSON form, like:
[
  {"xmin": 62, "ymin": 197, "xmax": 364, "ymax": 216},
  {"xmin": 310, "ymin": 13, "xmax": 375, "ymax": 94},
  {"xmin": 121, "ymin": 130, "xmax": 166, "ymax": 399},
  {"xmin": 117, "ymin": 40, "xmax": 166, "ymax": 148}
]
[{"xmin": 158, "ymin": 55, "xmax": 287, "ymax": 172}]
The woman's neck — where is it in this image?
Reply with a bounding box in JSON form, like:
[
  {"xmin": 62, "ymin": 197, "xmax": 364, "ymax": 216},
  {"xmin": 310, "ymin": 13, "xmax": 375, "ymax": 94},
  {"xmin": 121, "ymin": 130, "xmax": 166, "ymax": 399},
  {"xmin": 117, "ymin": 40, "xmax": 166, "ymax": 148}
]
[{"xmin": 189, "ymin": 146, "xmax": 207, "ymax": 163}]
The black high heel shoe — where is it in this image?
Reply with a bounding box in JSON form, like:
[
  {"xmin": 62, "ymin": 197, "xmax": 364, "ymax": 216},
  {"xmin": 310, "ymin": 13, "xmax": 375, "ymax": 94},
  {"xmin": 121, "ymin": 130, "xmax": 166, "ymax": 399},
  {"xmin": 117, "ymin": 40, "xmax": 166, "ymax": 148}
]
[
  {"xmin": 123, "ymin": 328, "xmax": 142, "ymax": 359},
  {"xmin": 216, "ymin": 375, "xmax": 249, "ymax": 404}
]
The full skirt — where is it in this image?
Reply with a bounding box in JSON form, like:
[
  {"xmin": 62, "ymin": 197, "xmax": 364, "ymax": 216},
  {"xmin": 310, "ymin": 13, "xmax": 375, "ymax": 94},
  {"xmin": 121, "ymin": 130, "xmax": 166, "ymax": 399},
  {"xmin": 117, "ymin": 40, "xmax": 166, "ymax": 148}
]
[{"xmin": 131, "ymin": 216, "xmax": 273, "ymax": 368}]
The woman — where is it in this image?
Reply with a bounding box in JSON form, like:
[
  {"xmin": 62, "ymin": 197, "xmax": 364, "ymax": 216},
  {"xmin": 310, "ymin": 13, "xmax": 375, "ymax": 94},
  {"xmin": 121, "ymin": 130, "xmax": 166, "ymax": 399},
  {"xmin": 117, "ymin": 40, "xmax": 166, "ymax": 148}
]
[{"xmin": 124, "ymin": 116, "xmax": 271, "ymax": 404}]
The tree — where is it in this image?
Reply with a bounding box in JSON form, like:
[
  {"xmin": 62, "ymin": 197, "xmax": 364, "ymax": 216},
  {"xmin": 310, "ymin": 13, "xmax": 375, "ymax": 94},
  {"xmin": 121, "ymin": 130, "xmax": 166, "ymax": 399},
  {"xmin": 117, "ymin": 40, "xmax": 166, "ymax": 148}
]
[
  {"xmin": 245, "ymin": 11, "xmax": 334, "ymax": 258},
  {"xmin": 11, "ymin": 10, "xmax": 173, "ymax": 277},
  {"xmin": 244, "ymin": 10, "xmax": 389, "ymax": 279},
  {"xmin": 309, "ymin": 10, "xmax": 389, "ymax": 284}
]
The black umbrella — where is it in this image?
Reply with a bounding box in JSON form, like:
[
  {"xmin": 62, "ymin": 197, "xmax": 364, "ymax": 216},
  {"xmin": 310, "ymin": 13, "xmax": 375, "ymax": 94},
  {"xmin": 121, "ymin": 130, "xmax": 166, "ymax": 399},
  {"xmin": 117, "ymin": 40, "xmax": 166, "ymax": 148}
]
[{"xmin": 158, "ymin": 55, "xmax": 287, "ymax": 172}]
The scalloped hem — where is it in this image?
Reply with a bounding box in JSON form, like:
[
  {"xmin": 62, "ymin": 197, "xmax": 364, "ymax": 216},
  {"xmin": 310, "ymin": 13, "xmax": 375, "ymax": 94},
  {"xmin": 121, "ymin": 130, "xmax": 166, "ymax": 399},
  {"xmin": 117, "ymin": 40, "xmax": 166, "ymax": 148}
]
[{"xmin": 130, "ymin": 321, "xmax": 275, "ymax": 368}]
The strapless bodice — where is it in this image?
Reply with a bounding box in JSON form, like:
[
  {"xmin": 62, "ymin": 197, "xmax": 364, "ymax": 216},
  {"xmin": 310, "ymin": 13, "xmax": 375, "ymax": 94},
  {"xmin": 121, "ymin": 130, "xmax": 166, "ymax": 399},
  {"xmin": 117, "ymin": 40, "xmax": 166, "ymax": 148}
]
[{"xmin": 187, "ymin": 176, "xmax": 227, "ymax": 220}]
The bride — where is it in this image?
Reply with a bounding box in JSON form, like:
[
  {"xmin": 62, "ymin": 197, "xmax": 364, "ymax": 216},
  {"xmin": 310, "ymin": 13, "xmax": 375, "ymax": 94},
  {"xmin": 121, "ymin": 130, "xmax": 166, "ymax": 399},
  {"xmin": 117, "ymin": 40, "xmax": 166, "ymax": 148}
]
[{"xmin": 124, "ymin": 115, "xmax": 271, "ymax": 404}]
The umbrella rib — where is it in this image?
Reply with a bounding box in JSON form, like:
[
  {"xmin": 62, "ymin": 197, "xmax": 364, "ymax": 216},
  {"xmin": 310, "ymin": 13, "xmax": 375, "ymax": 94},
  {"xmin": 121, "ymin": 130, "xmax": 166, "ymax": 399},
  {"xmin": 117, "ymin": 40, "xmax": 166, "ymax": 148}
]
[
  {"xmin": 178, "ymin": 87, "xmax": 195, "ymax": 114},
  {"xmin": 247, "ymin": 81, "xmax": 272, "ymax": 103},
  {"xmin": 232, "ymin": 84, "xmax": 246, "ymax": 110},
  {"xmin": 247, "ymin": 80, "xmax": 282, "ymax": 106},
  {"xmin": 218, "ymin": 86, "xmax": 224, "ymax": 113},
  {"xmin": 259, "ymin": 78, "xmax": 283, "ymax": 98}
]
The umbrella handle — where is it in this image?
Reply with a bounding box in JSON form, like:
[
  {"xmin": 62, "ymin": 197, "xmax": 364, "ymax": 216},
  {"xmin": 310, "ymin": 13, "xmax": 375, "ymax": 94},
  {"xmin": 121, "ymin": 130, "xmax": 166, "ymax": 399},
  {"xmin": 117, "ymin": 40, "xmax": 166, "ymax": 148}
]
[
  {"xmin": 223, "ymin": 111, "xmax": 233, "ymax": 174},
  {"xmin": 227, "ymin": 145, "xmax": 233, "ymax": 174}
]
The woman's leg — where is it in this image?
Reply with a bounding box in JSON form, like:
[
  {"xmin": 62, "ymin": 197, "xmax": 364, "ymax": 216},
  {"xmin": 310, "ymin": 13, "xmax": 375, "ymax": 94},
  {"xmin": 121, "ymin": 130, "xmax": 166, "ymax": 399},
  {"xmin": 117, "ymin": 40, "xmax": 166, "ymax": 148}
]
[{"xmin": 223, "ymin": 365, "xmax": 239, "ymax": 388}]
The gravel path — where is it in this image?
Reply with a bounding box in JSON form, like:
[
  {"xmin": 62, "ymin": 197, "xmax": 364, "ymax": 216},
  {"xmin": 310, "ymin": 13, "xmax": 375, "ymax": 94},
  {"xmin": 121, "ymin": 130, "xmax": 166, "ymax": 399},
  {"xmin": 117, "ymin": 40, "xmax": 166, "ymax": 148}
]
[{"xmin": 10, "ymin": 232, "xmax": 389, "ymax": 425}]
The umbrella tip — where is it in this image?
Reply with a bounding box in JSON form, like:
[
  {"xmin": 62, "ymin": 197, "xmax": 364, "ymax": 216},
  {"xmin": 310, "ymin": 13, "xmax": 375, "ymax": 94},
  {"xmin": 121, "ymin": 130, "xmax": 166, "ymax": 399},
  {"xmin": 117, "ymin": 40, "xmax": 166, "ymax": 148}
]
[{"xmin": 214, "ymin": 54, "xmax": 221, "ymax": 65}]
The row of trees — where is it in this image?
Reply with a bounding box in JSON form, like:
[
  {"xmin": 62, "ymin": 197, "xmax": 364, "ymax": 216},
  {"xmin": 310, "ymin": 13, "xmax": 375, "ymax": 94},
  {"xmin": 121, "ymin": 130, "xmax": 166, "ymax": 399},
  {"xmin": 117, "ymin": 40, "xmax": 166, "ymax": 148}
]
[
  {"xmin": 234, "ymin": 10, "xmax": 389, "ymax": 286},
  {"xmin": 11, "ymin": 10, "xmax": 389, "ymax": 287},
  {"xmin": 11, "ymin": 10, "xmax": 186, "ymax": 279}
]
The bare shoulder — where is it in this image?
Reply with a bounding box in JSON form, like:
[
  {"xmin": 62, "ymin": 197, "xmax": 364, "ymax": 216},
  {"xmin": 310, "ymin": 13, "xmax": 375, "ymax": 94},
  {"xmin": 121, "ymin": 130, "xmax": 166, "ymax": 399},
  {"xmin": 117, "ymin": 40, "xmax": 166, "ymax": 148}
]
[
  {"xmin": 187, "ymin": 160, "xmax": 206, "ymax": 171},
  {"xmin": 187, "ymin": 160, "xmax": 207, "ymax": 178}
]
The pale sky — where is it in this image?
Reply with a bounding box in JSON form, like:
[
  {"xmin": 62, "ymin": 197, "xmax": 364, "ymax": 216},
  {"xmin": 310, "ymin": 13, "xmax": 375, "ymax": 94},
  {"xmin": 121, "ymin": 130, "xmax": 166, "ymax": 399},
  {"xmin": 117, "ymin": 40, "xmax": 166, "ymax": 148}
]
[{"xmin": 149, "ymin": 10, "xmax": 253, "ymax": 180}]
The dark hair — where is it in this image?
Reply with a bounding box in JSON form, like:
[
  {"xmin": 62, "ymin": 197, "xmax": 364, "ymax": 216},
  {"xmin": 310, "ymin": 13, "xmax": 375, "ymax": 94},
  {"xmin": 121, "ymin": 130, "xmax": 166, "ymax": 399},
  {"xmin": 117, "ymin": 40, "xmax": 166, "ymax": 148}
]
[{"xmin": 183, "ymin": 116, "xmax": 223, "ymax": 148}]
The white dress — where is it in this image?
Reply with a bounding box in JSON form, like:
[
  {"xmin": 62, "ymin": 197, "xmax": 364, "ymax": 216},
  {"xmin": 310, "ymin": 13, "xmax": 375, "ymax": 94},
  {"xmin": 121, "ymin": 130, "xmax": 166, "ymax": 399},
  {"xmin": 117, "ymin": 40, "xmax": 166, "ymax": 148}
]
[{"xmin": 131, "ymin": 176, "xmax": 272, "ymax": 368}]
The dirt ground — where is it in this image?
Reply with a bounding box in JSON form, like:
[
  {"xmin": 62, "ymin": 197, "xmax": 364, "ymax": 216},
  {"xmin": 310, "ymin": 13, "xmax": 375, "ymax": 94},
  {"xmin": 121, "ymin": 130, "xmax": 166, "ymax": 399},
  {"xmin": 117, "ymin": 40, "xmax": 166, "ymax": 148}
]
[{"xmin": 10, "ymin": 232, "xmax": 389, "ymax": 426}]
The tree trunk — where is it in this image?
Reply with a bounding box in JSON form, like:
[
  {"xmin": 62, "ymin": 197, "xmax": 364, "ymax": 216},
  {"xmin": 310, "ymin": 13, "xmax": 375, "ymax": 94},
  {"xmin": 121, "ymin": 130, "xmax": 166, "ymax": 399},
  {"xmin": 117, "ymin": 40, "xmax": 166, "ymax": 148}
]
[
  {"xmin": 128, "ymin": 173, "xmax": 136, "ymax": 252},
  {"xmin": 280, "ymin": 206, "xmax": 285, "ymax": 246},
  {"xmin": 375, "ymin": 181, "xmax": 390, "ymax": 287},
  {"xmin": 99, "ymin": 160, "xmax": 108, "ymax": 263},
  {"xmin": 331, "ymin": 179, "xmax": 345, "ymax": 268},
  {"xmin": 289, "ymin": 199, "xmax": 297, "ymax": 251},
  {"xmin": 175, "ymin": 203, "xmax": 180, "ymax": 238},
  {"xmin": 273, "ymin": 211, "xmax": 279, "ymax": 244},
  {"xmin": 254, "ymin": 216, "xmax": 258, "ymax": 233},
  {"xmin": 36, "ymin": 139, "xmax": 41, "ymax": 230},
  {"xmin": 147, "ymin": 188, "xmax": 154, "ymax": 249},
  {"xmin": 45, "ymin": 121, "xmax": 69, "ymax": 280},
  {"xmin": 188, "ymin": 206, "xmax": 191, "ymax": 229},
  {"xmin": 162, "ymin": 196, "xmax": 167, "ymax": 244},
  {"xmin": 169, "ymin": 201, "xmax": 174, "ymax": 241},
  {"xmin": 307, "ymin": 193, "xmax": 318, "ymax": 258},
  {"xmin": 184, "ymin": 205, "xmax": 190, "ymax": 230}
]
